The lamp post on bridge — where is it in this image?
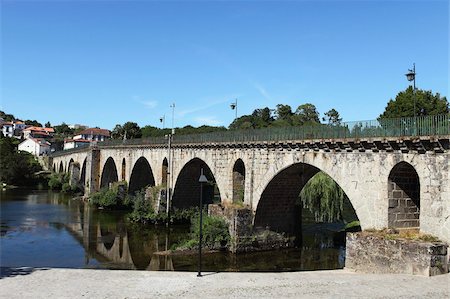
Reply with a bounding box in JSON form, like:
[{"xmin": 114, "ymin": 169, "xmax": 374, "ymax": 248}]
[
  {"xmin": 166, "ymin": 103, "xmax": 175, "ymax": 226},
  {"xmin": 405, "ymin": 63, "xmax": 417, "ymax": 135},
  {"xmin": 230, "ymin": 98, "xmax": 238, "ymax": 121},
  {"xmin": 160, "ymin": 115, "xmax": 165, "ymax": 129},
  {"xmin": 197, "ymin": 168, "xmax": 208, "ymax": 277}
]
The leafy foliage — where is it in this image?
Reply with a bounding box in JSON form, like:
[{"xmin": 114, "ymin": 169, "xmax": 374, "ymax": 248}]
[
  {"xmin": 299, "ymin": 172, "xmax": 345, "ymax": 223},
  {"xmin": 379, "ymin": 87, "xmax": 449, "ymax": 119},
  {"xmin": 294, "ymin": 103, "xmax": 320, "ymax": 125},
  {"xmin": 323, "ymin": 109, "xmax": 342, "ymax": 125},
  {"xmin": 0, "ymin": 137, "xmax": 43, "ymax": 186},
  {"xmin": 24, "ymin": 119, "xmax": 43, "ymax": 127},
  {"xmin": 111, "ymin": 122, "xmax": 142, "ymax": 139},
  {"xmin": 175, "ymin": 213, "xmax": 230, "ymax": 250}
]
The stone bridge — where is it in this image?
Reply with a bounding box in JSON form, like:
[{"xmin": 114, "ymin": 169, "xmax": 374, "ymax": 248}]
[{"xmin": 49, "ymin": 130, "xmax": 450, "ymax": 244}]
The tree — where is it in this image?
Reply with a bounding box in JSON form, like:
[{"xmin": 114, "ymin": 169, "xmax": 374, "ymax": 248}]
[
  {"xmin": 24, "ymin": 120, "xmax": 43, "ymax": 127},
  {"xmin": 111, "ymin": 124, "xmax": 124, "ymax": 139},
  {"xmin": 294, "ymin": 103, "xmax": 320, "ymax": 126},
  {"xmin": 275, "ymin": 104, "xmax": 293, "ymax": 122},
  {"xmin": 0, "ymin": 111, "xmax": 15, "ymax": 122},
  {"xmin": 54, "ymin": 123, "xmax": 74, "ymax": 136},
  {"xmin": 0, "ymin": 137, "xmax": 42, "ymax": 185},
  {"xmin": 299, "ymin": 172, "xmax": 345, "ymax": 222},
  {"xmin": 379, "ymin": 87, "xmax": 449, "ymax": 119},
  {"xmin": 112, "ymin": 122, "xmax": 142, "ymax": 139},
  {"xmin": 123, "ymin": 122, "xmax": 142, "ymax": 139},
  {"xmin": 323, "ymin": 109, "xmax": 342, "ymax": 125},
  {"xmin": 45, "ymin": 121, "xmax": 52, "ymax": 128},
  {"xmin": 252, "ymin": 107, "xmax": 274, "ymax": 127}
]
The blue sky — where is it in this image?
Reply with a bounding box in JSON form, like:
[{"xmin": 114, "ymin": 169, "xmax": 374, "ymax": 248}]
[{"xmin": 1, "ymin": 0, "xmax": 448, "ymax": 130}]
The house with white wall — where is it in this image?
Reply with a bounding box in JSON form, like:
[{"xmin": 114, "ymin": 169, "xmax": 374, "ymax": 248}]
[
  {"xmin": 63, "ymin": 139, "xmax": 90, "ymax": 150},
  {"xmin": 18, "ymin": 138, "xmax": 51, "ymax": 156},
  {"xmin": 75, "ymin": 128, "xmax": 110, "ymax": 142}
]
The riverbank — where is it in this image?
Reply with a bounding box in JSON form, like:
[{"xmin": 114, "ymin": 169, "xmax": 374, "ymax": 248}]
[{"xmin": 0, "ymin": 268, "xmax": 448, "ymax": 298}]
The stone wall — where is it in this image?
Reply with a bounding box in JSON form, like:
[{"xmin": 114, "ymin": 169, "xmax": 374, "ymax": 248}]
[
  {"xmin": 346, "ymin": 232, "xmax": 448, "ymax": 276},
  {"xmin": 388, "ymin": 162, "xmax": 420, "ymax": 228},
  {"xmin": 209, "ymin": 204, "xmax": 295, "ymax": 253}
]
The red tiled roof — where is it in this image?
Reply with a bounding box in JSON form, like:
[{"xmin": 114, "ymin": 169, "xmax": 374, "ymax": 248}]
[{"xmin": 79, "ymin": 128, "xmax": 110, "ymax": 137}]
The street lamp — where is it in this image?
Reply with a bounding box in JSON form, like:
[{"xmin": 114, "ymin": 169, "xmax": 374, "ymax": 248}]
[
  {"xmin": 230, "ymin": 98, "xmax": 238, "ymax": 120},
  {"xmin": 160, "ymin": 115, "xmax": 165, "ymax": 129},
  {"xmin": 405, "ymin": 63, "xmax": 417, "ymax": 134},
  {"xmin": 197, "ymin": 168, "xmax": 208, "ymax": 277},
  {"xmin": 166, "ymin": 103, "xmax": 176, "ymax": 225}
]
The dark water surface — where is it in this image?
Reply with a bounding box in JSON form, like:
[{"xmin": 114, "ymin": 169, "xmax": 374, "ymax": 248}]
[{"xmin": 1, "ymin": 189, "xmax": 346, "ymax": 271}]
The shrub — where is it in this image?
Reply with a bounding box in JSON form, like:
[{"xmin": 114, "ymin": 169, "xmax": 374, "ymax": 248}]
[
  {"xmin": 175, "ymin": 213, "xmax": 230, "ymax": 250},
  {"xmin": 48, "ymin": 173, "xmax": 69, "ymax": 190},
  {"xmin": 61, "ymin": 182, "xmax": 71, "ymax": 193},
  {"xmin": 90, "ymin": 188, "xmax": 121, "ymax": 208}
]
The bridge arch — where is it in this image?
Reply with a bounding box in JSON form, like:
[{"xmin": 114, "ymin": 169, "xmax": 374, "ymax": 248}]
[
  {"xmin": 100, "ymin": 157, "xmax": 119, "ymax": 189},
  {"xmin": 129, "ymin": 156, "xmax": 155, "ymax": 194},
  {"xmin": 59, "ymin": 161, "xmax": 64, "ymax": 173},
  {"xmin": 80, "ymin": 158, "xmax": 87, "ymax": 186},
  {"xmin": 172, "ymin": 158, "xmax": 220, "ymax": 210},
  {"xmin": 254, "ymin": 163, "xmax": 320, "ymax": 235},
  {"xmin": 387, "ymin": 161, "xmax": 420, "ymax": 229},
  {"xmin": 232, "ymin": 159, "xmax": 245, "ymax": 203}
]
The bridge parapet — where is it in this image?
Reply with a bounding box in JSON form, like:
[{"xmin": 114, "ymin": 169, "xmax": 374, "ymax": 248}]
[{"xmin": 49, "ymin": 114, "xmax": 449, "ymax": 157}]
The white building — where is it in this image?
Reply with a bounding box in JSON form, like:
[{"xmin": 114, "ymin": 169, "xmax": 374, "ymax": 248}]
[
  {"xmin": 18, "ymin": 138, "xmax": 51, "ymax": 156},
  {"xmin": 63, "ymin": 139, "xmax": 90, "ymax": 150},
  {"xmin": 2, "ymin": 122, "xmax": 14, "ymax": 137},
  {"xmin": 75, "ymin": 128, "xmax": 110, "ymax": 142},
  {"xmin": 1, "ymin": 120, "xmax": 27, "ymax": 138}
]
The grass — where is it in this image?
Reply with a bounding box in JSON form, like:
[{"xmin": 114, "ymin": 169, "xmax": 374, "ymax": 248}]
[{"xmin": 361, "ymin": 228, "xmax": 441, "ymax": 242}]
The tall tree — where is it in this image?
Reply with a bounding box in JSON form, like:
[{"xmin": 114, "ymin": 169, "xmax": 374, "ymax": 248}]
[
  {"xmin": 54, "ymin": 123, "xmax": 74, "ymax": 136},
  {"xmin": 45, "ymin": 121, "xmax": 52, "ymax": 128},
  {"xmin": 294, "ymin": 103, "xmax": 320, "ymax": 125},
  {"xmin": 323, "ymin": 108, "xmax": 342, "ymax": 125},
  {"xmin": 112, "ymin": 122, "xmax": 142, "ymax": 139},
  {"xmin": 299, "ymin": 172, "xmax": 345, "ymax": 222},
  {"xmin": 275, "ymin": 104, "xmax": 293, "ymax": 122},
  {"xmin": 379, "ymin": 87, "xmax": 449, "ymax": 119}
]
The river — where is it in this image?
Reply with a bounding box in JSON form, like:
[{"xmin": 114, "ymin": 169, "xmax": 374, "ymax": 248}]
[{"xmin": 1, "ymin": 189, "xmax": 347, "ymax": 271}]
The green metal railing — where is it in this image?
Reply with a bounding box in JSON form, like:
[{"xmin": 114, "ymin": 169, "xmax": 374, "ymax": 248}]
[{"xmin": 50, "ymin": 114, "xmax": 449, "ymax": 156}]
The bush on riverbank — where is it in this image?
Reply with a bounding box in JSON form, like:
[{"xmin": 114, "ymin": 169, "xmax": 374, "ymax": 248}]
[
  {"xmin": 90, "ymin": 181, "xmax": 130, "ymax": 209},
  {"xmin": 48, "ymin": 172, "xmax": 80, "ymax": 194},
  {"xmin": 174, "ymin": 213, "xmax": 230, "ymax": 250}
]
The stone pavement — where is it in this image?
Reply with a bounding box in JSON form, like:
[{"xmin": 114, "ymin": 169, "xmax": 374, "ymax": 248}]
[{"xmin": 0, "ymin": 267, "xmax": 449, "ymax": 298}]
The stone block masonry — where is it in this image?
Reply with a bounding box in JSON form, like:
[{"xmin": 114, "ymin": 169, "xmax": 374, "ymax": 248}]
[{"xmin": 345, "ymin": 232, "xmax": 448, "ymax": 276}]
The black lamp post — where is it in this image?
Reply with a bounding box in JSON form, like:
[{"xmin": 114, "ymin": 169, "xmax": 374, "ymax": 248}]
[
  {"xmin": 230, "ymin": 98, "xmax": 238, "ymax": 121},
  {"xmin": 197, "ymin": 168, "xmax": 208, "ymax": 277},
  {"xmin": 405, "ymin": 63, "xmax": 417, "ymax": 134}
]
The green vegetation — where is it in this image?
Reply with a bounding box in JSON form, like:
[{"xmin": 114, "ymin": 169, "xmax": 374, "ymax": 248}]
[
  {"xmin": 363, "ymin": 229, "xmax": 440, "ymax": 243},
  {"xmin": 111, "ymin": 121, "xmax": 142, "ymax": 139},
  {"xmin": 174, "ymin": 213, "xmax": 230, "ymax": 250},
  {"xmin": 48, "ymin": 172, "xmax": 80, "ymax": 193},
  {"xmin": 0, "ymin": 137, "xmax": 43, "ymax": 186},
  {"xmin": 90, "ymin": 182, "xmax": 129, "ymax": 209},
  {"xmin": 127, "ymin": 187, "xmax": 198, "ymax": 224},
  {"xmin": 379, "ymin": 87, "xmax": 448, "ymax": 119},
  {"xmin": 299, "ymin": 172, "xmax": 346, "ymax": 223}
]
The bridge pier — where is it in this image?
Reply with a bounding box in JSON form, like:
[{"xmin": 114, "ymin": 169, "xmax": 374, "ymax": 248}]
[{"xmin": 85, "ymin": 147, "xmax": 101, "ymax": 196}]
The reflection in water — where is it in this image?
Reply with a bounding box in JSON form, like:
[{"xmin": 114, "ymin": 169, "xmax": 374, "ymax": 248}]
[{"xmin": 1, "ymin": 189, "xmax": 347, "ymax": 271}]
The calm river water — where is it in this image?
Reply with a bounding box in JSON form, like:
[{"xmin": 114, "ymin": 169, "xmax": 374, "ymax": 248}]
[{"xmin": 1, "ymin": 189, "xmax": 346, "ymax": 271}]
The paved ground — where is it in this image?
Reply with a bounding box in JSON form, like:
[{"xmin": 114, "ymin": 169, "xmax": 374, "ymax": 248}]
[{"xmin": 0, "ymin": 267, "xmax": 449, "ymax": 298}]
